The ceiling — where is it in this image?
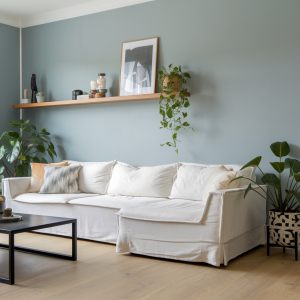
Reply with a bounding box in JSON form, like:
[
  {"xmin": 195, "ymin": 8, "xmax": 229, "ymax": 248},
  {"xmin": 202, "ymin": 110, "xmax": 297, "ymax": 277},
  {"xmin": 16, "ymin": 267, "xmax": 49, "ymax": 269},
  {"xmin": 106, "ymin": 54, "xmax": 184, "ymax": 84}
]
[{"xmin": 0, "ymin": 0, "xmax": 153, "ymax": 28}]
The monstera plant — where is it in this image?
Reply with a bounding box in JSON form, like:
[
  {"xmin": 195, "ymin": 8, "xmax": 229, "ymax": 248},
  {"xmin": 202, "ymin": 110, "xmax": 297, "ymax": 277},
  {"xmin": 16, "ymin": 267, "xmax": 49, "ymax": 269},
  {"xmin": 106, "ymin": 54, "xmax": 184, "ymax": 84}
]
[
  {"xmin": 0, "ymin": 119, "xmax": 57, "ymax": 192},
  {"xmin": 229, "ymin": 141, "xmax": 300, "ymax": 248}
]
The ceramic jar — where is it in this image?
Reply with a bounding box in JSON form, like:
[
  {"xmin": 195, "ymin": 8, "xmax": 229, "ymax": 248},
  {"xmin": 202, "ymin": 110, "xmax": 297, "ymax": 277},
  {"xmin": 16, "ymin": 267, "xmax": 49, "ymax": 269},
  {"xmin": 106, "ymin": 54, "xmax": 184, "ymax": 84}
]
[
  {"xmin": 97, "ymin": 73, "xmax": 106, "ymax": 90},
  {"xmin": 91, "ymin": 81, "xmax": 99, "ymax": 90},
  {"xmin": 269, "ymin": 210, "xmax": 300, "ymax": 246}
]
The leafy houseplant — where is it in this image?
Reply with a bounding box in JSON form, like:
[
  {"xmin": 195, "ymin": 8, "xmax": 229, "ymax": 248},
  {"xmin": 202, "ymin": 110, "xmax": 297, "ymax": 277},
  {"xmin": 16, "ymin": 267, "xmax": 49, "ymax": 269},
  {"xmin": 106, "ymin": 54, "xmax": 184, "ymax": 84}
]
[
  {"xmin": 229, "ymin": 141, "xmax": 300, "ymax": 246},
  {"xmin": 36, "ymin": 92, "xmax": 45, "ymax": 103},
  {"xmin": 158, "ymin": 64, "xmax": 193, "ymax": 154},
  {"xmin": 0, "ymin": 119, "xmax": 57, "ymax": 192}
]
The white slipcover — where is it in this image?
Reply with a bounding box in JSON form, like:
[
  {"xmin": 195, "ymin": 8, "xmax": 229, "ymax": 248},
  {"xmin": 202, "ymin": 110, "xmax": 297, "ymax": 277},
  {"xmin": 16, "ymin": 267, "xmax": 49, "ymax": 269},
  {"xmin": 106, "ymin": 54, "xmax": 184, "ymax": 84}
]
[{"xmin": 2, "ymin": 161, "xmax": 266, "ymax": 267}]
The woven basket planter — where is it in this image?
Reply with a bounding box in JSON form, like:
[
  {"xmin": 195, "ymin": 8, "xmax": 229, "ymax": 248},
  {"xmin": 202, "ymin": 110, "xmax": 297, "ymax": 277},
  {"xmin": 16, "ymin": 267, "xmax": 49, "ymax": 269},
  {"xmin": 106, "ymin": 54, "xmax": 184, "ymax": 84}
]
[
  {"xmin": 162, "ymin": 75, "xmax": 181, "ymax": 97},
  {"xmin": 269, "ymin": 210, "xmax": 300, "ymax": 246}
]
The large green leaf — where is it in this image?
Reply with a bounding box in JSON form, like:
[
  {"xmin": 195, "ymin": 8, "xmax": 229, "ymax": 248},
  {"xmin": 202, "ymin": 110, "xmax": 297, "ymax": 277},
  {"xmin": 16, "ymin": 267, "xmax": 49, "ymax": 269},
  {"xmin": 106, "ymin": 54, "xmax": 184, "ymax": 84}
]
[
  {"xmin": 7, "ymin": 131, "xmax": 19, "ymax": 139},
  {"xmin": 37, "ymin": 145, "xmax": 45, "ymax": 153},
  {"xmin": 270, "ymin": 141, "xmax": 290, "ymax": 158},
  {"xmin": 270, "ymin": 162, "xmax": 285, "ymax": 173},
  {"xmin": 284, "ymin": 158, "xmax": 300, "ymax": 174},
  {"xmin": 32, "ymin": 156, "xmax": 40, "ymax": 163},
  {"xmin": 261, "ymin": 173, "xmax": 281, "ymax": 190},
  {"xmin": 240, "ymin": 156, "xmax": 262, "ymax": 171},
  {"xmin": 244, "ymin": 183, "xmax": 252, "ymax": 199},
  {"xmin": 8, "ymin": 122, "xmax": 21, "ymax": 128},
  {"xmin": 0, "ymin": 132, "xmax": 11, "ymax": 146},
  {"xmin": 6, "ymin": 140, "xmax": 21, "ymax": 163},
  {"xmin": 15, "ymin": 163, "xmax": 29, "ymax": 177},
  {"xmin": 294, "ymin": 173, "xmax": 300, "ymax": 182},
  {"xmin": 166, "ymin": 108, "xmax": 173, "ymax": 118},
  {"xmin": 0, "ymin": 145, "xmax": 5, "ymax": 160},
  {"xmin": 288, "ymin": 190, "xmax": 300, "ymax": 205}
]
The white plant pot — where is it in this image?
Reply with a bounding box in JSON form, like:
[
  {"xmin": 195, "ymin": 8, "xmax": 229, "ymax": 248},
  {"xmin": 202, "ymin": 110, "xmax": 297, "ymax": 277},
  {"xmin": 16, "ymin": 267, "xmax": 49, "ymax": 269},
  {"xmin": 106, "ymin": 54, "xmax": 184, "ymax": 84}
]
[{"xmin": 36, "ymin": 96, "xmax": 45, "ymax": 103}]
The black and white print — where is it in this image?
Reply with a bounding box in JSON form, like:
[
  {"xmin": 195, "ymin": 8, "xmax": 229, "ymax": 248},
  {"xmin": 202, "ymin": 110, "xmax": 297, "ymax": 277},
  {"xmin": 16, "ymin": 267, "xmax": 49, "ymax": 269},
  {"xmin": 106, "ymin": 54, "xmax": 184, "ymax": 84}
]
[
  {"xmin": 269, "ymin": 210, "xmax": 300, "ymax": 246},
  {"xmin": 119, "ymin": 38, "xmax": 158, "ymax": 96}
]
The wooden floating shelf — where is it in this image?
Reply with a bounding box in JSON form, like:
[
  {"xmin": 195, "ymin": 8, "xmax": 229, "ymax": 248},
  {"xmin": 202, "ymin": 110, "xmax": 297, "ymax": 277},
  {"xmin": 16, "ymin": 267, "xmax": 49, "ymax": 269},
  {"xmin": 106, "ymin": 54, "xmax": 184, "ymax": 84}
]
[{"xmin": 13, "ymin": 92, "xmax": 191, "ymax": 109}]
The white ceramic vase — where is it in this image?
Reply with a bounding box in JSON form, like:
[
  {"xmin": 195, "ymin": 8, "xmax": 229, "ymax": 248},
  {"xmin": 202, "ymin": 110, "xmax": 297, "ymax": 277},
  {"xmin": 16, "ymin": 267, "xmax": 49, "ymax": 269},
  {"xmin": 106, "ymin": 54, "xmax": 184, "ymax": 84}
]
[{"xmin": 36, "ymin": 96, "xmax": 45, "ymax": 103}]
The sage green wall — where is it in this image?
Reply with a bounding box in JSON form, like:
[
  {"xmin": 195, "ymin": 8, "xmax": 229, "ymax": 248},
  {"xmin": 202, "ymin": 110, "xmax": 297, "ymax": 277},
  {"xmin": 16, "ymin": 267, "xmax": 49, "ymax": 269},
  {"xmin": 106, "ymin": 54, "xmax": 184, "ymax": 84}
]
[
  {"xmin": 0, "ymin": 23, "xmax": 19, "ymax": 141},
  {"xmin": 22, "ymin": 0, "xmax": 300, "ymax": 175}
]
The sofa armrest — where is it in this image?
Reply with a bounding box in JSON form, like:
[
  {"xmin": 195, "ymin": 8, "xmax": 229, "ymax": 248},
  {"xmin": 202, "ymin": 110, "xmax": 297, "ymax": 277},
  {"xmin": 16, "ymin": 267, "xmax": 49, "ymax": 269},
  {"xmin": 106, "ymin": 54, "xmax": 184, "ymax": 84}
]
[
  {"xmin": 2, "ymin": 177, "xmax": 31, "ymax": 201},
  {"xmin": 203, "ymin": 185, "xmax": 267, "ymax": 243}
]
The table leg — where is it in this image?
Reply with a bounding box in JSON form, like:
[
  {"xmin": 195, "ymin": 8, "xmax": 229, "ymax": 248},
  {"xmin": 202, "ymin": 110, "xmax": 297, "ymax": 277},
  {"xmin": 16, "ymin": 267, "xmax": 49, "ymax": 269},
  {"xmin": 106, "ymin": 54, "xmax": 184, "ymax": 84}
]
[
  {"xmin": 295, "ymin": 232, "xmax": 298, "ymax": 261},
  {"xmin": 72, "ymin": 220, "xmax": 77, "ymax": 261},
  {"xmin": 267, "ymin": 226, "xmax": 270, "ymax": 256},
  {"xmin": 9, "ymin": 233, "xmax": 15, "ymax": 285}
]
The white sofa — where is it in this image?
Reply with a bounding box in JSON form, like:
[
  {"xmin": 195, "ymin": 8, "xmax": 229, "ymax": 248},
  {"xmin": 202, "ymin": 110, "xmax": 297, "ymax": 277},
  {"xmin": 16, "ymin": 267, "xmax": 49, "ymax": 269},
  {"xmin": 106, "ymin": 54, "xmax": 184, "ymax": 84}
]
[{"xmin": 2, "ymin": 161, "xmax": 267, "ymax": 267}]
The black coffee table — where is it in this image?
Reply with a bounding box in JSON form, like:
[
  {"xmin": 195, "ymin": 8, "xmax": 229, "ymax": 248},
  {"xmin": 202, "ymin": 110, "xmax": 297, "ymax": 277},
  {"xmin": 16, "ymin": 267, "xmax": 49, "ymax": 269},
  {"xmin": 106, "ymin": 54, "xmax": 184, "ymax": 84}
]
[{"xmin": 0, "ymin": 213, "xmax": 77, "ymax": 285}]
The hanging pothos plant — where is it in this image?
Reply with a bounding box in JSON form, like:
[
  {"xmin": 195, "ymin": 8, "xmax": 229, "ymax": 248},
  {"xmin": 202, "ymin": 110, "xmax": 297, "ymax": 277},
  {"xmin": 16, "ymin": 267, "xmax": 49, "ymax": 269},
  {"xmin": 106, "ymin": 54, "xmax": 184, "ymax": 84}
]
[{"xmin": 158, "ymin": 64, "xmax": 193, "ymax": 154}]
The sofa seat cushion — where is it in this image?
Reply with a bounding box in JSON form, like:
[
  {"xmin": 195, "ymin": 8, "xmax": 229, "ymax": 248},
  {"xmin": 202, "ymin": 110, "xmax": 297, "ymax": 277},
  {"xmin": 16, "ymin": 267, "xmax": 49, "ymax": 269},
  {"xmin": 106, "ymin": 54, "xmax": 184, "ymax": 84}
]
[
  {"xmin": 117, "ymin": 199, "xmax": 206, "ymax": 224},
  {"xmin": 13, "ymin": 193, "xmax": 96, "ymax": 204},
  {"xmin": 69, "ymin": 195, "xmax": 170, "ymax": 210}
]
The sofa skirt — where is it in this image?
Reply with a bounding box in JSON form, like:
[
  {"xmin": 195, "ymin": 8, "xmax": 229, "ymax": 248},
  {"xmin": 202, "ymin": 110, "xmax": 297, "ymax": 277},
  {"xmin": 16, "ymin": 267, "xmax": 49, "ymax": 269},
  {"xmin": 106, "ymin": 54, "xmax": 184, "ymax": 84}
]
[
  {"xmin": 116, "ymin": 217, "xmax": 266, "ymax": 267},
  {"xmin": 8, "ymin": 200, "xmax": 120, "ymax": 244}
]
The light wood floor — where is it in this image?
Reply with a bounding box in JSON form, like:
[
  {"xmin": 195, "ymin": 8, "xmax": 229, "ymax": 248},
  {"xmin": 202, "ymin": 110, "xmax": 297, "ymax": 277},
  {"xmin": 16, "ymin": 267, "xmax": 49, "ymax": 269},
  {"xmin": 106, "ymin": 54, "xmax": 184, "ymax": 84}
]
[{"xmin": 0, "ymin": 233, "xmax": 299, "ymax": 300}]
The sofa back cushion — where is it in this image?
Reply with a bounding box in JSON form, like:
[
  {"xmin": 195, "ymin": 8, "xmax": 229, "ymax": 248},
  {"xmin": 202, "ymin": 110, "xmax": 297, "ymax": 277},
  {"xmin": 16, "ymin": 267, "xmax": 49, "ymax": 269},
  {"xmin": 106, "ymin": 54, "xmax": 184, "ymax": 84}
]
[
  {"xmin": 65, "ymin": 160, "xmax": 116, "ymax": 194},
  {"xmin": 39, "ymin": 165, "xmax": 81, "ymax": 194},
  {"xmin": 107, "ymin": 162, "xmax": 178, "ymax": 198},
  {"xmin": 169, "ymin": 162, "xmax": 256, "ymax": 201},
  {"xmin": 202, "ymin": 165, "xmax": 240, "ymax": 202},
  {"xmin": 27, "ymin": 161, "xmax": 69, "ymax": 193}
]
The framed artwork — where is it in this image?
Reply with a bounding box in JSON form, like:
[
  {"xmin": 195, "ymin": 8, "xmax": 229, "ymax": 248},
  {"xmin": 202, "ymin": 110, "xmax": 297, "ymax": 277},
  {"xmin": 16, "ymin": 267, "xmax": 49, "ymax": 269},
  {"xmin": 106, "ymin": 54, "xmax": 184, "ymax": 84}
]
[{"xmin": 119, "ymin": 37, "xmax": 158, "ymax": 96}]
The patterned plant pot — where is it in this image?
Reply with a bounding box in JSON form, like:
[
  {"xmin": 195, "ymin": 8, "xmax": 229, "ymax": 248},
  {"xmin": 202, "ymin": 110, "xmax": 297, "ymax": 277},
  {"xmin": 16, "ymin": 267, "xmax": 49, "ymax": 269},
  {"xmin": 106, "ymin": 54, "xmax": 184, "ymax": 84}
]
[{"xmin": 269, "ymin": 210, "xmax": 300, "ymax": 246}]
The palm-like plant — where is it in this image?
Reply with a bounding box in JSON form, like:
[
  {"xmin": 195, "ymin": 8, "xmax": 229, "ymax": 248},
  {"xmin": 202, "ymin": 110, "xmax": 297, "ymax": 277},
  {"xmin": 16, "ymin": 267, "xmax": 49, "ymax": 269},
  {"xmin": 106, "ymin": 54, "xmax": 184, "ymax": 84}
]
[
  {"xmin": 229, "ymin": 141, "xmax": 300, "ymax": 212},
  {"xmin": 0, "ymin": 120, "xmax": 57, "ymax": 190}
]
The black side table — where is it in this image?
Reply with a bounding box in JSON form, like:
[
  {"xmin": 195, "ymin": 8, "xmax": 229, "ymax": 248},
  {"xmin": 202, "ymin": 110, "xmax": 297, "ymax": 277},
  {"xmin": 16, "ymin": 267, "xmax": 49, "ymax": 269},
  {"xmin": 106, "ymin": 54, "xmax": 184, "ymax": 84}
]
[
  {"xmin": 267, "ymin": 225, "xmax": 298, "ymax": 261},
  {"xmin": 0, "ymin": 213, "xmax": 77, "ymax": 285}
]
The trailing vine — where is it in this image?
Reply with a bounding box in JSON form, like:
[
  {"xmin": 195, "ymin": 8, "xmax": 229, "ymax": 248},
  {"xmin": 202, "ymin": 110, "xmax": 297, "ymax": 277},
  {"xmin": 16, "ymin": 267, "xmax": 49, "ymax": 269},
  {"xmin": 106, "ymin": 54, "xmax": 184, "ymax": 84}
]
[{"xmin": 158, "ymin": 64, "xmax": 193, "ymax": 154}]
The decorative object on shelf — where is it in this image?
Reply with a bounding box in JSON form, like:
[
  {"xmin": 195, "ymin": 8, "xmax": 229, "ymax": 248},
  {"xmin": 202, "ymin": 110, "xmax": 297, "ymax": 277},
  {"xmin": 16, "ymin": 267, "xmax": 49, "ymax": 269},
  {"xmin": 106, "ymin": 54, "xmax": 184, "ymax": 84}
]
[
  {"xmin": 72, "ymin": 90, "xmax": 83, "ymax": 100},
  {"xmin": 228, "ymin": 141, "xmax": 300, "ymax": 253},
  {"xmin": 22, "ymin": 89, "xmax": 30, "ymax": 104},
  {"xmin": 36, "ymin": 92, "xmax": 45, "ymax": 103},
  {"xmin": 96, "ymin": 93, "xmax": 105, "ymax": 98},
  {"xmin": 90, "ymin": 90, "xmax": 97, "ymax": 98},
  {"xmin": 158, "ymin": 64, "xmax": 193, "ymax": 154},
  {"xmin": 31, "ymin": 74, "xmax": 38, "ymax": 103},
  {"xmin": 0, "ymin": 120, "xmax": 58, "ymax": 185},
  {"xmin": 77, "ymin": 94, "xmax": 93, "ymax": 100},
  {"xmin": 91, "ymin": 80, "xmax": 99, "ymax": 90},
  {"xmin": 97, "ymin": 74, "xmax": 106, "ymax": 90},
  {"xmin": 119, "ymin": 37, "xmax": 158, "ymax": 96},
  {"xmin": 0, "ymin": 196, "xmax": 5, "ymax": 214}
]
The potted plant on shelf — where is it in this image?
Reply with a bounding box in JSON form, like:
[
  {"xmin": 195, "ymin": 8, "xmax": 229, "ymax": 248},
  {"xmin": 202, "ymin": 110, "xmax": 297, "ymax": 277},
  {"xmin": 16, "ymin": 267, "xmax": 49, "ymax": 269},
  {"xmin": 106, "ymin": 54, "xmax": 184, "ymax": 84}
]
[
  {"xmin": 36, "ymin": 92, "xmax": 45, "ymax": 103},
  {"xmin": 229, "ymin": 141, "xmax": 300, "ymax": 247},
  {"xmin": 0, "ymin": 119, "xmax": 57, "ymax": 193},
  {"xmin": 158, "ymin": 64, "xmax": 193, "ymax": 154}
]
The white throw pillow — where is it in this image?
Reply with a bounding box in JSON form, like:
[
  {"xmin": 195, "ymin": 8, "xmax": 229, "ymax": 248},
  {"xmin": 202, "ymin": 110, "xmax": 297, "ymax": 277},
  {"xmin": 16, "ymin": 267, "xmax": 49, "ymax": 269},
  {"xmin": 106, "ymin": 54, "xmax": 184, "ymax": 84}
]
[
  {"xmin": 107, "ymin": 162, "xmax": 178, "ymax": 198},
  {"xmin": 64, "ymin": 160, "xmax": 116, "ymax": 194},
  {"xmin": 169, "ymin": 164, "xmax": 218, "ymax": 201},
  {"xmin": 202, "ymin": 165, "xmax": 240, "ymax": 202}
]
